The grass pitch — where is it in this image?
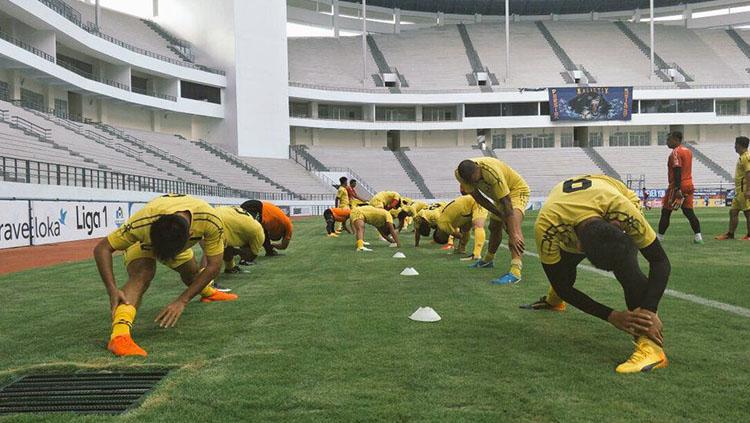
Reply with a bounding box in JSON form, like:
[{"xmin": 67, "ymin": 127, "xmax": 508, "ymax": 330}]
[{"xmin": 1, "ymin": 208, "xmax": 749, "ymax": 421}]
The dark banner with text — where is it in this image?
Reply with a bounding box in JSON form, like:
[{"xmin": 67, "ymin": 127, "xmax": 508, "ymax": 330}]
[{"xmin": 549, "ymin": 87, "xmax": 633, "ymax": 121}]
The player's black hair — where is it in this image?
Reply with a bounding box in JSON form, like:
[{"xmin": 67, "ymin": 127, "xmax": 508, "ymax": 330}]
[
  {"xmin": 240, "ymin": 200, "xmax": 264, "ymax": 222},
  {"xmin": 397, "ymin": 210, "xmax": 409, "ymax": 221},
  {"xmin": 457, "ymin": 160, "xmax": 479, "ymax": 181},
  {"xmin": 150, "ymin": 214, "xmax": 190, "ymax": 261},
  {"xmin": 578, "ymin": 219, "xmax": 637, "ymax": 271},
  {"xmin": 736, "ymin": 136, "xmax": 750, "ymax": 149},
  {"xmin": 339, "ymin": 176, "xmax": 348, "ymax": 185},
  {"xmin": 350, "ymin": 179, "xmax": 357, "ymax": 186},
  {"xmin": 433, "ymin": 229, "xmax": 450, "ymax": 245},
  {"xmin": 668, "ymin": 131, "xmax": 683, "ymax": 143},
  {"xmin": 416, "ymin": 217, "xmax": 431, "ymax": 237}
]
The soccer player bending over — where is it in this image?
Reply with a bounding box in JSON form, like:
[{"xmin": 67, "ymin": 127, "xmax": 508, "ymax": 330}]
[
  {"xmin": 213, "ymin": 206, "xmax": 265, "ymax": 274},
  {"xmin": 350, "ymin": 205, "xmax": 400, "ymax": 251},
  {"xmin": 657, "ymin": 131, "xmax": 703, "ymax": 244},
  {"xmin": 523, "ymin": 176, "xmax": 670, "ymax": 373},
  {"xmin": 93, "ymin": 194, "xmax": 238, "ymax": 357},
  {"xmin": 431, "ymin": 195, "xmax": 488, "ymax": 260},
  {"xmin": 455, "ymin": 158, "xmax": 530, "ymax": 285},
  {"xmin": 413, "ymin": 202, "xmax": 445, "ymax": 247},
  {"xmin": 241, "ymin": 200, "xmax": 293, "ymax": 256},
  {"xmin": 716, "ymin": 136, "xmax": 750, "ymax": 241},
  {"xmin": 323, "ymin": 207, "xmax": 352, "ymax": 237}
]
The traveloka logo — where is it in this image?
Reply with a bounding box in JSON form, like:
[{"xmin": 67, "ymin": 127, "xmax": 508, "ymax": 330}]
[
  {"xmin": 114, "ymin": 207, "xmax": 126, "ymax": 228},
  {"xmin": 58, "ymin": 209, "xmax": 68, "ymax": 225}
]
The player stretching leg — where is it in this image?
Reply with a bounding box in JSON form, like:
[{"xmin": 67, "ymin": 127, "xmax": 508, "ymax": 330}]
[
  {"xmin": 716, "ymin": 136, "xmax": 750, "ymax": 240},
  {"xmin": 522, "ymin": 176, "xmax": 670, "ymax": 373},
  {"xmin": 455, "ymin": 158, "xmax": 530, "ymax": 285},
  {"xmin": 350, "ymin": 206, "xmax": 401, "ymax": 251},
  {"xmin": 93, "ymin": 194, "xmax": 237, "ymax": 357},
  {"xmin": 657, "ymin": 131, "xmax": 703, "ymax": 244}
]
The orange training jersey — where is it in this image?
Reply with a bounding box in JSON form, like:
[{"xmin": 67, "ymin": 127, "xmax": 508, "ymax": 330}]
[
  {"xmin": 330, "ymin": 208, "xmax": 351, "ymax": 222},
  {"xmin": 668, "ymin": 145, "xmax": 693, "ymax": 188},
  {"xmin": 262, "ymin": 202, "xmax": 293, "ymax": 241}
]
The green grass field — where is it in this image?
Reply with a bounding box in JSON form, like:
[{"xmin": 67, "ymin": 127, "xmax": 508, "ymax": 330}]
[{"xmin": 1, "ymin": 207, "xmax": 749, "ymax": 421}]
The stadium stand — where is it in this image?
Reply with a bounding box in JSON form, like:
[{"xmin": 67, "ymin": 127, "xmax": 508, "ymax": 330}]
[
  {"xmin": 692, "ymin": 143, "xmax": 742, "ymax": 178},
  {"xmin": 287, "ymin": 37, "xmax": 382, "ymax": 89},
  {"xmin": 594, "ymin": 145, "xmax": 727, "ymax": 188},
  {"xmin": 697, "ymin": 30, "xmax": 750, "ymax": 81},
  {"xmin": 306, "ymin": 146, "xmax": 423, "ymax": 196},
  {"xmin": 240, "ymin": 156, "xmax": 336, "ymax": 196},
  {"xmin": 627, "ymin": 23, "xmax": 745, "ymax": 84}
]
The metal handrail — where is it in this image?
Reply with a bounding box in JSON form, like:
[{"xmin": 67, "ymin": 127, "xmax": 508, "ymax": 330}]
[
  {"xmin": 132, "ymin": 86, "xmax": 177, "ymax": 102},
  {"xmin": 97, "ymin": 123, "xmax": 189, "ymax": 167},
  {"xmin": 0, "ymin": 155, "xmax": 296, "ymax": 200},
  {"xmin": 9, "ymin": 116, "xmax": 51, "ymax": 141},
  {"xmin": 37, "ymin": 0, "xmax": 225, "ymax": 75},
  {"xmin": 0, "ymin": 30, "xmax": 55, "ymax": 63}
]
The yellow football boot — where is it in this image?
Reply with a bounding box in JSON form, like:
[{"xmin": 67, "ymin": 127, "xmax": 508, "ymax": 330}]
[{"xmin": 616, "ymin": 336, "xmax": 668, "ymax": 374}]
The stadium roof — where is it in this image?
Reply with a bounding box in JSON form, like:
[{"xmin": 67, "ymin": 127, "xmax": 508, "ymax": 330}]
[{"xmin": 357, "ymin": 1, "xmax": 712, "ymax": 15}]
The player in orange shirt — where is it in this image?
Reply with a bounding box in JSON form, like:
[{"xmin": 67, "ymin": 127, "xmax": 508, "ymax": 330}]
[
  {"xmin": 657, "ymin": 131, "xmax": 703, "ymax": 244},
  {"xmin": 241, "ymin": 200, "xmax": 293, "ymax": 256},
  {"xmin": 324, "ymin": 207, "xmax": 351, "ymax": 237}
]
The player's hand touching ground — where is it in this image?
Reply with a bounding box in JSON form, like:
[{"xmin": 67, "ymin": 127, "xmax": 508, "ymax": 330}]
[{"xmin": 155, "ymin": 300, "xmax": 187, "ymax": 328}]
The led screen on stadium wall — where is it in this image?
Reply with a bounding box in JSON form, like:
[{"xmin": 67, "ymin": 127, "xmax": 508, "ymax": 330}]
[{"xmin": 548, "ymin": 87, "xmax": 632, "ymax": 121}]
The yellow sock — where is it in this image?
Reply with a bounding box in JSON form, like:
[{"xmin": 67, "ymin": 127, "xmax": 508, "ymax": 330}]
[
  {"xmin": 546, "ymin": 286, "xmax": 564, "ymax": 306},
  {"xmin": 472, "ymin": 228, "xmax": 486, "ymax": 258},
  {"xmin": 201, "ymin": 282, "xmax": 217, "ymax": 298},
  {"xmin": 509, "ymin": 258, "xmax": 523, "ymax": 278},
  {"xmin": 483, "ymin": 252, "xmax": 495, "ymax": 262},
  {"xmin": 111, "ymin": 304, "xmax": 136, "ymax": 340},
  {"xmin": 356, "ymin": 239, "xmax": 364, "ymax": 249}
]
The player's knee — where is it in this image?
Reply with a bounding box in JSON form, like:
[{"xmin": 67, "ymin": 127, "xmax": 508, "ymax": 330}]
[{"xmin": 126, "ymin": 259, "xmax": 156, "ymax": 283}]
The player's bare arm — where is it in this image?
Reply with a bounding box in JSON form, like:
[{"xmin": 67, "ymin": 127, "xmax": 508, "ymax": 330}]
[
  {"xmin": 93, "ymin": 238, "xmax": 128, "ymax": 317},
  {"xmin": 155, "ymin": 253, "xmax": 222, "ymax": 328},
  {"xmin": 272, "ymin": 237, "xmax": 290, "ymax": 250}
]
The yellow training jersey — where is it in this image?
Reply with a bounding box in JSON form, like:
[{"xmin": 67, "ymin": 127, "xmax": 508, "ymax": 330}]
[
  {"xmin": 350, "ymin": 205, "xmax": 393, "ymax": 228},
  {"xmin": 455, "ymin": 157, "xmax": 529, "ymax": 203},
  {"xmin": 437, "ymin": 195, "xmax": 488, "ymax": 234},
  {"xmin": 535, "ymin": 175, "xmax": 655, "ymax": 265},
  {"xmin": 406, "ymin": 200, "xmax": 429, "ymax": 216},
  {"xmin": 735, "ymin": 151, "xmax": 750, "ymax": 192},
  {"xmin": 107, "ymin": 194, "xmax": 224, "ymax": 257},
  {"xmin": 416, "ymin": 203, "xmax": 445, "ymax": 230},
  {"xmin": 369, "ymin": 191, "xmax": 401, "ymax": 209},
  {"xmin": 336, "ymin": 186, "xmax": 350, "ymax": 208},
  {"xmin": 215, "ymin": 206, "xmax": 266, "ymax": 256}
]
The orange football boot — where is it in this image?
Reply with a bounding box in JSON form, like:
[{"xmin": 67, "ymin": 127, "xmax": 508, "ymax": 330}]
[
  {"xmin": 200, "ymin": 291, "xmax": 239, "ymax": 303},
  {"xmin": 108, "ymin": 335, "xmax": 147, "ymax": 357}
]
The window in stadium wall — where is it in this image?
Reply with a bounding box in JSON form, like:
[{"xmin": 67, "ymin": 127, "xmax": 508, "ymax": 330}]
[
  {"xmin": 512, "ymin": 133, "xmax": 553, "ymax": 149},
  {"xmin": 716, "ymin": 100, "xmax": 740, "ymax": 116},
  {"xmin": 657, "ymin": 131, "xmax": 670, "ymax": 145},
  {"xmin": 289, "ymin": 101, "xmax": 310, "ymax": 118},
  {"xmin": 20, "ymin": 88, "xmax": 44, "ymax": 111},
  {"xmin": 561, "ymin": 133, "xmax": 574, "ymax": 148},
  {"xmin": 423, "ymin": 106, "xmax": 456, "ymax": 121},
  {"xmin": 376, "ymin": 107, "xmax": 416, "ymax": 121},
  {"xmin": 502, "ymin": 102, "xmax": 538, "ymax": 117},
  {"xmin": 540, "ymin": 102, "xmax": 550, "ymax": 116},
  {"xmin": 57, "ymin": 53, "xmax": 94, "ymax": 79},
  {"xmin": 641, "ymin": 99, "xmax": 677, "ymax": 113},
  {"xmin": 492, "ymin": 133, "xmax": 506, "ymax": 149},
  {"xmin": 0, "ymin": 81, "xmax": 8, "ymax": 101},
  {"xmin": 629, "ymin": 132, "xmax": 650, "ymax": 146},
  {"xmin": 609, "ymin": 132, "xmax": 629, "ymax": 146},
  {"xmin": 677, "ymin": 99, "xmax": 713, "ymax": 113},
  {"xmin": 54, "ymin": 98, "xmax": 68, "ymax": 118},
  {"xmin": 319, "ymin": 104, "xmax": 363, "ymax": 120},
  {"xmin": 465, "ymin": 103, "xmax": 501, "ymax": 117},
  {"xmin": 589, "ymin": 132, "xmax": 604, "ymax": 147},
  {"xmin": 180, "ymin": 81, "xmax": 221, "ymax": 104}
]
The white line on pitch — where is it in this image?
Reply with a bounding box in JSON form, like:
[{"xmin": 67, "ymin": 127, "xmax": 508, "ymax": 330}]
[{"xmin": 503, "ymin": 246, "xmax": 750, "ymax": 318}]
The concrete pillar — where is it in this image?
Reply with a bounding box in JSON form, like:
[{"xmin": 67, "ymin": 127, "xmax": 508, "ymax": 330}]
[
  {"xmin": 310, "ymin": 101, "xmax": 319, "ymax": 119},
  {"xmin": 153, "ymin": 0, "xmax": 159, "ymax": 17},
  {"xmin": 416, "ymin": 131, "xmax": 423, "ymax": 147},
  {"xmin": 551, "ymin": 14, "xmax": 559, "ymax": 22},
  {"xmin": 591, "ymin": 12, "xmax": 599, "ymax": 21},
  {"xmin": 95, "ymin": 0, "xmax": 101, "ymax": 29},
  {"xmin": 505, "ymin": 128, "xmax": 513, "ymax": 148},
  {"xmin": 633, "ymin": 9, "xmax": 642, "ymax": 23},
  {"xmin": 333, "ymin": 0, "xmax": 340, "ymax": 38},
  {"xmin": 363, "ymin": 130, "xmax": 371, "ymax": 147},
  {"xmin": 741, "ymin": 99, "xmax": 748, "ymax": 115},
  {"xmin": 437, "ymin": 12, "xmax": 444, "ymax": 26},
  {"xmin": 8, "ymin": 71, "xmax": 21, "ymax": 100},
  {"xmin": 456, "ymin": 129, "xmax": 464, "ymax": 146},
  {"xmin": 602, "ymin": 126, "xmax": 611, "ymax": 146},
  {"xmin": 553, "ymin": 127, "xmax": 561, "ymax": 148},
  {"xmin": 151, "ymin": 110, "xmax": 162, "ymax": 132},
  {"xmin": 97, "ymin": 98, "xmax": 107, "ymax": 123},
  {"xmin": 43, "ymin": 86, "xmax": 55, "ymax": 110},
  {"xmin": 650, "ymin": 126, "xmax": 659, "ymax": 146},
  {"xmin": 683, "ymin": 6, "xmax": 691, "ymax": 28},
  {"xmin": 415, "ymin": 105, "xmax": 423, "ymax": 122},
  {"xmin": 312, "ymin": 128, "xmax": 320, "ymax": 146},
  {"xmin": 475, "ymin": 14, "xmax": 482, "ymax": 23},
  {"xmin": 394, "ymin": 8, "xmax": 401, "ymax": 34}
]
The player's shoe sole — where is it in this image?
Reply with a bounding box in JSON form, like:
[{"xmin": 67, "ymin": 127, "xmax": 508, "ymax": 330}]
[
  {"xmin": 357, "ymin": 247, "xmax": 373, "ymax": 252},
  {"xmin": 108, "ymin": 335, "xmax": 147, "ymax": 357},
  {"xmin": 201, "ymin": 291, "xmax": 239, "ymax": 303},
  {"xmin": 693, "ymin": 239, "xmax": 704, "ymax": 245},
  {"xmin": 519, "ymin": 296, "xmax": 566, "ymax": 311},
  {"xmin": 714, "ymin": 233, "xmax": 734, "ymax": 240}
]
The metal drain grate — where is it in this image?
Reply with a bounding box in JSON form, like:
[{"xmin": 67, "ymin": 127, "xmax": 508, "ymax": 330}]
[{"xmin": 0, "ymin": 370, "xmax": 169, "ymax": 415}]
